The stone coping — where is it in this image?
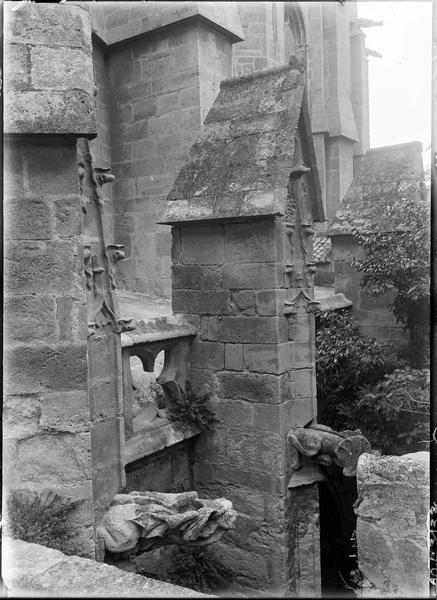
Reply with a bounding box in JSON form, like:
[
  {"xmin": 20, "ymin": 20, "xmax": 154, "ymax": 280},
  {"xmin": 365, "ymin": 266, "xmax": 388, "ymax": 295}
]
[
  {"xmin": 314, "ymin": 287, "xmax": 353, "ymax": 312},
  {"xmin": 124, "ymin": 420, "xmax": 202, "ymax": 466},
  {"xmin": 2, "ymin": 537, "xmax": 210, "ymax": 597},
  {"xmin": 121, "ymin": 318, "xmax": 197, "ymax": 348},
  {"xmin": 117, "ymin": 291, "xmax": 197, "ymax": 347},
  {"xmin": 90, "ymin": 1, "xmax": 243, "ymax": 47}
]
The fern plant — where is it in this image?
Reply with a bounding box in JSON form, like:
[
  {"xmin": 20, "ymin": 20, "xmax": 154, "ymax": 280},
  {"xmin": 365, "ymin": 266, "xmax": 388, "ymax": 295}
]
[
  {"xmin": 163, "ymin": 547, "xmax": 234, "ymax": 593},
  {"xmin": 5, "ymin": 489, "xmax": 81, "ymax": 555},
  {"xmin": 166, "ymin": 381, "xmax": 218, "ymax": 430}
]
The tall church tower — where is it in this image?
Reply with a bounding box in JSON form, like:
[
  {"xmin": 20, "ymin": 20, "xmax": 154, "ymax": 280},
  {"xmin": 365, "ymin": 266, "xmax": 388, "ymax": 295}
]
[{"xmin": 234, "ymin": 1, "xmax": 372, "ymax": 223}]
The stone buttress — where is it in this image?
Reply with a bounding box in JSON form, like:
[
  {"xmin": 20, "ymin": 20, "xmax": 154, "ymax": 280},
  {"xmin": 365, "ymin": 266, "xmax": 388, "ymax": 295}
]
[
  {"xmin": 159, "ymin": 57, "xmax": 325, "ymax": 594},
  {"xmin": 3, "ymin": 1, "xmax": 128, "ymax": 558}
]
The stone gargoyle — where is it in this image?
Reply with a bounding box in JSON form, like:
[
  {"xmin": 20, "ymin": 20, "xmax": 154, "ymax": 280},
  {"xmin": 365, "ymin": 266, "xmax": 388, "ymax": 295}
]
[
  {"xmin": 288, "ymin": 423, "xmax": 371, "ymax": 477},
  {"xmin": 97, "ymin": 491, "xmax": 236, "ymax": 556}
]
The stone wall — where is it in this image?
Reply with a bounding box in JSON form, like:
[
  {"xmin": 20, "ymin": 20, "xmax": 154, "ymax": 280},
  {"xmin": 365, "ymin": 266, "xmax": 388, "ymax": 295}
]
[
  {"xmin": 124, "ymin": 441, "xmax": 193, "ymax": 494},
  {"xmin": 108, "ymin": 20, "xmax": 234, "ymax": 298},
  {"xmin": 329, "ymin": 141, "xmax": 424, "ymax": 343},
  {"xmin": 3, "ymin": 1, "xmax": 96, "ymax": 556},
  {"xmin": 160, "ymin": 61, "xmax": 324, "ymax": 594},
  {"xmin": 233, "ymin": 2, "xmax": 285, "ymax": 74},
  {"xmin": 332, "ymin": 236, "xmax": 404, "ymax": 342},
  {"xmin": 82, "ymin": 1, "xmax": 368, "ymax": 301},
  {"xmin": 355, "ymin": 452, "xmax": 429, "ymax": 597},
  {"xmin": 171, "ymin": 219, "xmax": 321, "ymax": 593}
]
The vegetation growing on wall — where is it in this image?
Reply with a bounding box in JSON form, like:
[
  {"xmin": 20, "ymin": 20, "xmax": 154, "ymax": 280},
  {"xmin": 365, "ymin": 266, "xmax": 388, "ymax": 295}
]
[
  {"xmin": 356, "ymin": 367, "xmax": 429, "ymax": 454},
  {"xmin": 5, "ymin": 489, "xmax": 81, "ymax": 555},
  {"xmin": 316, "ymin": 309, "xmax": 394, "ymax": 430},
  {"xmin": 166, "ymin": 381, "xmax": 218, "ymax": 430},
  {"xmin": 316, "ymin": 310, "xmax": 430, "ymax": 455},
  {"xmin": 351, "ymin": 172, "xmax": 430, "ymax": 367},
  {"xmin": 148, "ymin": 547, "xmax": 234, "ymax": 594}
]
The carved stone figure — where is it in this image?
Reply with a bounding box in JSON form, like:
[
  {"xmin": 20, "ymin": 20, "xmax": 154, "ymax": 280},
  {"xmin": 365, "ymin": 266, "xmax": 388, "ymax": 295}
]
[
  {"xmin": 97, "ymin": 491, "xmax": 236, "ymax": 556},
  {"xmin": 288, "ymin": 423, "xmax": 371, "ymax": 477}
]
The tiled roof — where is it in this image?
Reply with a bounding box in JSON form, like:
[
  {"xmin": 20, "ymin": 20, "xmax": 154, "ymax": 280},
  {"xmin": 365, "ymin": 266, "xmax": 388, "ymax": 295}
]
[{"xmin": 313, "ymin": 236, "xmax": 332, "ymax": 263}]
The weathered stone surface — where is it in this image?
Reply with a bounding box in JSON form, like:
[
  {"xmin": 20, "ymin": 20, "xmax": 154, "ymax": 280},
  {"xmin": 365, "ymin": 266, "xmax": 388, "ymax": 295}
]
[
  {"xmin": 7, "ymin": 432, "xmax": 92, "ymax": 487},
  {"xmin": 40, "ymin": 390, "xmax": 90, "ymax": 433},
  {"xmin": 2, "ymin": 537, "xmax": 208, "ymax": 597},
  {"xmin": 98, "ymin": 491, "xmax": 236, "ymax": 554},
  {"xmin": 224, "ymin": 343, "xmax": 244, "ymax": 371},
  {"xmin": 31, "ymin": 46, "xmax": 93, "ymax": 92},
  {"xmin": 93, "ymin": 0, "xmax": 243, "ymax": 47},
  {"xmin": 5, "ymin": 2, "xmax": 92, "ymax": 50},
  {"xmin": 3, "ymin": 394, "xmax": 42, "ymax": 439},
  {"xmin": 4, "ymin": 43, "xmax": 30, "ymax": 91},
  {"xmin": 54, "ymin": 197, "xmax": 82, "ymax": 238},
  {"xmin": 4, "ymin": 295, "xmax": 57, "ymax": 343},
  {"xmin": 191, "ymin": 340, "xmax": 225, "ymax": 370},
  {"xmin": 124, "ymin": 421, "xmax": 201, "ymax": 465},
  {"xmin": 160, "ymin": 60, "xmax": 323, "ymax": 224},
  {"xmin": 218, "ymin": 316, "xmax": 288, "ymax": 344},
  {"xmin": 288, "ymin": 424, "xmax": 370, "ymax": 477},
  {"xmin": 4, "ymin": 196, "xmax": 52, "ymax": 240},
  {"xmin": 4, "ymin": 344, "xmax": 87, "ymax": 395},
  {"xmin": 4, "ymin": 240, "xmax": 81, "ymax": 295},
  {"xmin": 5, "ymin": 90, "xmax": 96, "ymax": 136},
  {"xmin": 4, "ymin": 2, "xmax": 95, "ymax": 135},
  {"xmin": 217, "ymin": 371, "xmax": 288, "ymax": 404},
  {"xmin": 223, "ymin": 262, "xmax": 282, "ymax": 290},
  {"xmin": 355, "ymin": 452, "xmax": 429, "ymax": 597}
]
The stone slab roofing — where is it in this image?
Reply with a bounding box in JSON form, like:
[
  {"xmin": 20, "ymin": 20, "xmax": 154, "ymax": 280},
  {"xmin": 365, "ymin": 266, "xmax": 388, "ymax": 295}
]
[
  {"xmin": 159, "ymin": 57, "xmax": 324, "ymax": 225},
  {"xmin": 328, "ymin": 141, "xmax": 423, "ymax": 236}
]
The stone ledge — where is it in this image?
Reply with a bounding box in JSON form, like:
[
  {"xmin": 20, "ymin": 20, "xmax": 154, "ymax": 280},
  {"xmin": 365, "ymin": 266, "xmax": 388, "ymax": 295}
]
[
  {"xmin": 83, "ymin": 1, "xmax": 243, "ymax": 47},
  {"xmin": 4, "ymin": 89, "xmax": 96, "ymax": 139},
  {"xmin": 118, "ymin": 290, "xmax": 197, "ymax": 347},
  {"xmin": 121, "ymin": 317, "xmax": 197, "ymax": 348},
  {"xmin": 2, "ymin": 537, "xmax": 209, "ymax": 597},
  {"xmin": 314, "ymin": 287, "xmax": 353, "ymax": 312},
  {"xmin": 124, "ymin": 421, "xmax": 202, "ymax": 465}
]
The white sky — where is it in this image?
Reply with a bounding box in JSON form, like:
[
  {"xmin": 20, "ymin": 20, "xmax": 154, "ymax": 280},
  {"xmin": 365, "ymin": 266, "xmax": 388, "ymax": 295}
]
[{"xmin": 356, "ymin": 1, "xmax": 432, "ymax": 165}]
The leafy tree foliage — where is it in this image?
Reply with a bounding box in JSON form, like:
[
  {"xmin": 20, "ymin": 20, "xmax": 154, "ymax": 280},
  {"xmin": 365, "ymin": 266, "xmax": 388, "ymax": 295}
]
[
  {"xmin": 316, "ymin": 309, "xmax": 429, "ymax": 455},
  {"xmin": 356, "ymin": 367, "xmax": 429, "ymax": 454},
  {"xmin": 350, "ymin": 171, "xmax": 430, "ymax": 359},
  {"xmin": 316, "ymin": 309, "xmax": 395, "ymax": 432}
]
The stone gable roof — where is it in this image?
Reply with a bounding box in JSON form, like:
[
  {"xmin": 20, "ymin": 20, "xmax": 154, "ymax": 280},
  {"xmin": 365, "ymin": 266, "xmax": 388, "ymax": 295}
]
[
  {"xmin": 327, "ymin": 141, "xmax": 423, "ymax": 236},
  {"xmin": 159, "ymin": 57, "xmax": 324, "ymax": 225}
]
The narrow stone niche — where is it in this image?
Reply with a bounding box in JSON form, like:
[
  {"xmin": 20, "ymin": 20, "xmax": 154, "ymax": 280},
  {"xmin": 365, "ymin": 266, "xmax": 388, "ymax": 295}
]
[{"xmin": 129, "ymin": 351, "xmax": 166, "ymax": 434}]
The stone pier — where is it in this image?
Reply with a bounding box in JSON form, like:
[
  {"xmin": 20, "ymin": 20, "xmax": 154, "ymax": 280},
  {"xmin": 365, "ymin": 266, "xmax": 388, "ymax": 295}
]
[{"xmin": 160, "ymin": 58, "xmax": 325, "ymax": 594}]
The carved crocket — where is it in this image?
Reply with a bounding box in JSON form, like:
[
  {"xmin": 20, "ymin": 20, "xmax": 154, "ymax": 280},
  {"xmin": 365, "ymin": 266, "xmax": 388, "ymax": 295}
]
[{"xmin": 288, "ymin": 423, "xmax": 371, "ymax": 477}]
